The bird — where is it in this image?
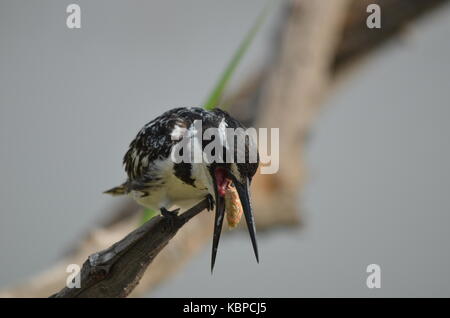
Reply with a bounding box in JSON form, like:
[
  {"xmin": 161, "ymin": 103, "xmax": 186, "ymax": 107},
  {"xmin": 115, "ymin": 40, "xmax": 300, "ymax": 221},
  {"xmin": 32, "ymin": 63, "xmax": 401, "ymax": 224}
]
[{"xmin": 104, "ymin": 107, "xmax": 259, "ymax": 271}]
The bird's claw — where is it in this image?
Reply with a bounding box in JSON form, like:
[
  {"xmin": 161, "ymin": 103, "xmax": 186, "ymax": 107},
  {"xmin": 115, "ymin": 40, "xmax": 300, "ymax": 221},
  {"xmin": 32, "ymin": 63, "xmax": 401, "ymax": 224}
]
[
  {"xmin": 160, "ymin": 207, "xmax": 180, "ymax": 229},
  {"xmin": 160, "ymin": 207, "xmax": 180, "ymax": 218}
]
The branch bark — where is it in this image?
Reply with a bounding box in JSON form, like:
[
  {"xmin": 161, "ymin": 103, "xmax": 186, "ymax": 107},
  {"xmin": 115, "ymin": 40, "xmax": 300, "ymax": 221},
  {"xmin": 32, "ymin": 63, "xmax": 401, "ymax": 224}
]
[{"xmin": 51, "ymin": 199, "xmax": 210, "ymax": 298}]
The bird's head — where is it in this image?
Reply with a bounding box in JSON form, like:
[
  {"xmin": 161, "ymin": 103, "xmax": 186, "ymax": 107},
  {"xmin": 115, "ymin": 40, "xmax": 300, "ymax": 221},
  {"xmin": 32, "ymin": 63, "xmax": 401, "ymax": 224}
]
[{"xmin": 207, "ymin": 108, "xmax": 259, "ymax": 199}]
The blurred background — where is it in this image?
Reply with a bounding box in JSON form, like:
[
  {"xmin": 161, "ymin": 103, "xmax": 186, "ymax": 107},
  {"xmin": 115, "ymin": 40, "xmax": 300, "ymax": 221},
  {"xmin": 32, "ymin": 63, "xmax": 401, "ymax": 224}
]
[{"xmin": 1, "ymin": 0, "xmax": 450, "ymax": 297}]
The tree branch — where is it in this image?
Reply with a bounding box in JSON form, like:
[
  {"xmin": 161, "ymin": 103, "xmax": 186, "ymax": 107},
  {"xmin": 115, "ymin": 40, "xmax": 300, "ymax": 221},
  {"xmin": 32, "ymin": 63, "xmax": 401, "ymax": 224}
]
[{"xmin": 50, "ymin": 199, "xmax": 210, "ymax": 298}]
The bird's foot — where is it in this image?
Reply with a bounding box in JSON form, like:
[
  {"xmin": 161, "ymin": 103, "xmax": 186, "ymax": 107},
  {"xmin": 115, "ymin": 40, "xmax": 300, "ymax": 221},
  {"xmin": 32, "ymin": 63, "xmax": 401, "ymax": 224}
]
[
  {"xmin": 206, "ymin": 194, "xmax": 215, "ymax": 212},
  {"xmin": 160, "ymin": 207, "xmax": 180, "ymax": 229}
]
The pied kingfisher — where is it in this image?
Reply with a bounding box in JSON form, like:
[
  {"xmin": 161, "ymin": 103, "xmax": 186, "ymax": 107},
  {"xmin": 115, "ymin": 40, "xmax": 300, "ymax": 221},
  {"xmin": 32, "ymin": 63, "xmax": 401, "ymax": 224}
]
[{"xmin": 105, "ymin": 107, "xmax": 259, "ymax": 271}]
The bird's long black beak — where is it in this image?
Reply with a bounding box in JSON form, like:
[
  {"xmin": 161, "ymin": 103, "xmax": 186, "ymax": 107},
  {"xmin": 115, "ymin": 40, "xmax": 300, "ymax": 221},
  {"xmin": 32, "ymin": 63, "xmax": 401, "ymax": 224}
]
[
  {"xmin": 230, "ymin": 175, "xmax": 259, "ymax": 264},
  {"xmin": 211, "ymin": 172, "xmax": 226, "ymax": 273}
]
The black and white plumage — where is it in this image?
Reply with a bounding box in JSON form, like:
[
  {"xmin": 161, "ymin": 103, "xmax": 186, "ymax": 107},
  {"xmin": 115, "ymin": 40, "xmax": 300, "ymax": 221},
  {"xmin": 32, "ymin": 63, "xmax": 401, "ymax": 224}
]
[{"xmin": 105, "ymin": 107, "xmax": 259, "ymax": 271}]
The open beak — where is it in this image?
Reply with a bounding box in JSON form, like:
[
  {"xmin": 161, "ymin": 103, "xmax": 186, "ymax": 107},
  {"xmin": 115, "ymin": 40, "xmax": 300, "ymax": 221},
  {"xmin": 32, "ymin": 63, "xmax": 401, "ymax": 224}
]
[
  {"xmin": 210, "ymin": 167, "xmax": 259, "ymax": 273},
  {"xmin": 230, "ymin": 176, "xmax": 259, "ymax": 264}
]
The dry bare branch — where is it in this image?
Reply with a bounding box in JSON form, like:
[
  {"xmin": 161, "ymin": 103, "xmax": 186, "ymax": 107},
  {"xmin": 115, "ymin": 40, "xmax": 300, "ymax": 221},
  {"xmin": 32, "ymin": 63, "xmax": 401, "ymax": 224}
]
[{"xmin": 51, "ymin": 199, "xmax": 210, "ymax": 297}]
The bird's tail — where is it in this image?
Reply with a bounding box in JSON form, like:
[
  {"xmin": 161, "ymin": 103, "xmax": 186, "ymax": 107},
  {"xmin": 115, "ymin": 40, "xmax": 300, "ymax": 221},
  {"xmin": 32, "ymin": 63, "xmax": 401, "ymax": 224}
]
[{"xmin": 104, "ymin": 184, "xmax": 127, "ymax": 196}]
